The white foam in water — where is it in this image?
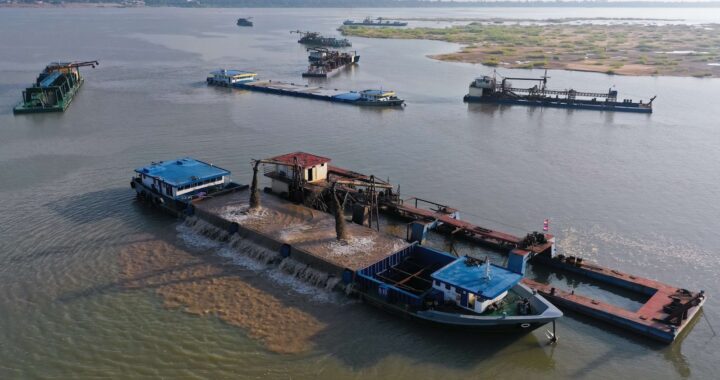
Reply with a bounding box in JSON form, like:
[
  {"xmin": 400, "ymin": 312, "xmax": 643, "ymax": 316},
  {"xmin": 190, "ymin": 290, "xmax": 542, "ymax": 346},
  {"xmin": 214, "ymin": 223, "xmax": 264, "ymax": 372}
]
[
  {"xmin": 325, "ymin": 236, "xmax": 376, "ymax": 257},
  {"xmin": 220, "ymin": 205, "xmax": 270, "ymax": 224},
  {"xmin": 278, "ymin": 223, "xmax": 314, "ymax": 242},
  {"xmin": 176, "ymin": 220, "xmax": 223, "ymax": 250},
  {"xmin": 176, "ymin": 217, "xmax": 345, "ymax": 304},
  {"xmin": 216, "ymin": 247, "xmax": 267, "ymax": 271},
  {"xmin": 182, "ymin": 216, "xmax": 230, "ymax": 242},
  {"xmin": 324, "ymin": 236, "xmax": 407, "ymax": 257}
]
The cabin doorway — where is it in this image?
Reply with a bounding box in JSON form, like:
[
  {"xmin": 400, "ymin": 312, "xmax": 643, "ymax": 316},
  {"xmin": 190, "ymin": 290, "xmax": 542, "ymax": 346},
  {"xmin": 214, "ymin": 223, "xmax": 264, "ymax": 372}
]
[
  {"xmin": 460, "ymin": 292, "xmax": 468, "ymax": 308},
  {"xmin": 307, "ymin": 168, "xmax": 314, "ymax": 182}
]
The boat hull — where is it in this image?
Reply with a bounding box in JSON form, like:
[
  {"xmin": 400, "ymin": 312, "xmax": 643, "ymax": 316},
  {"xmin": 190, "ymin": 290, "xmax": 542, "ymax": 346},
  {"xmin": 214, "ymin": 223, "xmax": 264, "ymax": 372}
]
[
  {"xmin": 209, "ymin": 79, "xmax": 405, "ymax": 107},
  {"xmin": 356, "ymin": 282, "xmax": 562, "ymax": 332},
  {"xmin": 464, "ymin": 94, "xmax": 652, "ymax": 113},
  {"xmin": 13, "ymin": 78, "xmax": 84, "ymax": 115}
]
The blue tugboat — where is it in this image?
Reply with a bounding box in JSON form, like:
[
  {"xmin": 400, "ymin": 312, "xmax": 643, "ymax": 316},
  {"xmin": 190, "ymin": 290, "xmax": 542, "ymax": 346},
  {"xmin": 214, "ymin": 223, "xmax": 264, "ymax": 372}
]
[
  {"xmin": 464, "ymin": 71, "xmax": 655, "ymax": 113},
  {"xmin": 354, "ymin": 246, "xmax": 562, "ymax": 332}
]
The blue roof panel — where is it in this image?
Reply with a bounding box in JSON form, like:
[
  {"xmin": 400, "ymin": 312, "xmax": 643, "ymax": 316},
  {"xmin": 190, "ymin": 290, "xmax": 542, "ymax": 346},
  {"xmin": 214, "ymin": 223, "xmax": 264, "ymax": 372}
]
[
  {"xmin": 209, "ymin": 70, "xmax": 256, "ymax": 76},
  {"xmin": 333, "ymin": 92, "xmax": 362, "ymax": 101},
  {"xmin": 134, "ymin": 158, "xmax": 230, "ymax": 187},
  {"xmin": 40, "ymin": 72, "xmax": 62, "ymax": 88},
  {"xmin": 431, "ymin": 257, "xmax": 522, "ymax": 299}
]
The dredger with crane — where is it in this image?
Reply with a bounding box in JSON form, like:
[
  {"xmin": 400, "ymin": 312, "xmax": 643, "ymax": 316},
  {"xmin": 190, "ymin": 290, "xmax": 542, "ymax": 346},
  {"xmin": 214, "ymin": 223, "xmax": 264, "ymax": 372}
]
[
  {"xmin": 464, "ymin": 70, "xmax": 656, "ymax": 113},
  {"xmin": 14, "ymin": 60, "xmax": 99, "ymax": 114},
  {"xmin": 130, "ymin": 152, "xmax": 704, "ymax": 343}
]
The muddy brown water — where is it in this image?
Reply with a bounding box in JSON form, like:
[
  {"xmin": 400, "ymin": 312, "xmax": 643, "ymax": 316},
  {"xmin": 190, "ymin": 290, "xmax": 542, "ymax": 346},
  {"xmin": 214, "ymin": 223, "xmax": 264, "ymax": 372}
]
[{"xmin": 1, "ymin": 6, "xmax": 719, "ymax": 380}]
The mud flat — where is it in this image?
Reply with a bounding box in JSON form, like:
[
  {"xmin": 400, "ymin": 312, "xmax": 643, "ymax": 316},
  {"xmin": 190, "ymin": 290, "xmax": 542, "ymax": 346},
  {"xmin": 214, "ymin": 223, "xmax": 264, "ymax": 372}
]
[
  {"xmin": 340, "ymin": 22, "xmax": 720, "ymax": 77},
  {"xmin": 118, "ymin": 237, "xmax": 326, "ymax": 354}
]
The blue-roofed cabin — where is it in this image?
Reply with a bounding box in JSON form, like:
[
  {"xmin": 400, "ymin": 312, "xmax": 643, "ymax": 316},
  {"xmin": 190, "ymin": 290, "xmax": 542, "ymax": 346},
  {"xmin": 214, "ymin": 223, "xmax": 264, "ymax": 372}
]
[
  {"xmin": 207, "ymin": 70, "xmax": 257, "ymax": 86},
  {"xmin": 134, "ymin": 158, "xmax": 231, "ymax": 200},
  {"xmin": 431, "ymin": 256, "xmax": 523, "ymax": 314},
  {"xmin": 352, "ymin": 243, "xmax": 562, "ymax": 330},
  {"xmin": 359, "ymin": 89, "xmax": 397, "ymax": 102}
]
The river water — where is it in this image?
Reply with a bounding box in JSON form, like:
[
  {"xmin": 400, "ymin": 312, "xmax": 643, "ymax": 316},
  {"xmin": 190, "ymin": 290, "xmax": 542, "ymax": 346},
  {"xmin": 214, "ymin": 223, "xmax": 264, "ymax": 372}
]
[{"xmin": 1, "ymin": 6, "xmax": 719, "ymax": 379}]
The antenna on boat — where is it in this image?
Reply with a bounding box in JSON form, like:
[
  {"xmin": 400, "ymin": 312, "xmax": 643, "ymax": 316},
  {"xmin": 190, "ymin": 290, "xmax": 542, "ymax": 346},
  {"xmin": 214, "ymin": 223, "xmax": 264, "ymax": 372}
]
[
  {"xmin": 541, "ymin": 69, "xmax": 550, "ymax": 91},
  {"xmin": 482, "ymin": 256, "xmax": 492, "ymax": 281}
]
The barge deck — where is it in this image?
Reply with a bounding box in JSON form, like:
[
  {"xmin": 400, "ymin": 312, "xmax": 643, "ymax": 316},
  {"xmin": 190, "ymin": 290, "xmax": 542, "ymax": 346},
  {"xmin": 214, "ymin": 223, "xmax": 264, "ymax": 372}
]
[
  {"xmin": 207, "ymin": 70, "xmax": 404, "ymax": 107},
  {"xmin": 191, "ymin": 187, "xmax": 409, "ymax": 278}
]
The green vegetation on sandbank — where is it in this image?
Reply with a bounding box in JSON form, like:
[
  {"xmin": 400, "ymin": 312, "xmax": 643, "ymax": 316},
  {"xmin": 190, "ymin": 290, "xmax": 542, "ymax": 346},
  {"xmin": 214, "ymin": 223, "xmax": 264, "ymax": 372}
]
[{"xmin": 340, "ymin": 22, "xmax": 720, "ymax": 77}]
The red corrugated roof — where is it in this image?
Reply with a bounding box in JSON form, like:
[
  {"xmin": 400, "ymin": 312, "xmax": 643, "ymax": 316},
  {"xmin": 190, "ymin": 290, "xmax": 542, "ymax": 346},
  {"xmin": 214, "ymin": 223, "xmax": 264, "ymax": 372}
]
[{"xmin": 268, "ymin": 152, "xmax": 331, "ymax": 168}]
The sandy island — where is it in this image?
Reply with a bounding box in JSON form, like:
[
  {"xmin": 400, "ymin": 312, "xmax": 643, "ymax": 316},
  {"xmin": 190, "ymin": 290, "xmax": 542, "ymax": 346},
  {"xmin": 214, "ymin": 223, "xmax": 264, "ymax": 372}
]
[{"xmin": 340, "ymin": 20, "xmax": 720, "ymax": 77}]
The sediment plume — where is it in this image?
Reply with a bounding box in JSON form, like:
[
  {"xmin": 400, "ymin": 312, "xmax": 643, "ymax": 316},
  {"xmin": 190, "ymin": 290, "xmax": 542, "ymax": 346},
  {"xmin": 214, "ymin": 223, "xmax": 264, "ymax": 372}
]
[{"xmin": 118, "ymin": 238, "xmax": 325, "ymax": 354}]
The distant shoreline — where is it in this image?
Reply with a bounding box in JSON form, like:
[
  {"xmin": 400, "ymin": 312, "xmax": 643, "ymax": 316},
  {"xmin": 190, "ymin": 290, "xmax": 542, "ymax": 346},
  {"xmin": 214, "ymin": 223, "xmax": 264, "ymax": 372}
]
[
  {"xmin": 3, "ymin": 1, "xmax": 720, "ymax": 9},
  {"xmin": 0, "ymin": 3, "xmax": 127, "ymax": 8}
]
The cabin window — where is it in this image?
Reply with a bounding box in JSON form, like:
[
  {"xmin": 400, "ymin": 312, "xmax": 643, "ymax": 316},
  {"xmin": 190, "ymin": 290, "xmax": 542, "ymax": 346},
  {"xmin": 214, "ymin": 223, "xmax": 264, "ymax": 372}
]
[
  {"xmin": 434, "ymin": 280, "xmax": 440, "ymax": 286},
  {"xmin": 166, "ymin": 184, "xmax": 172, "ymax": 195},
  {"xmin": 444, "ymin": 283, "xmax": 450, "ymax": 290}
]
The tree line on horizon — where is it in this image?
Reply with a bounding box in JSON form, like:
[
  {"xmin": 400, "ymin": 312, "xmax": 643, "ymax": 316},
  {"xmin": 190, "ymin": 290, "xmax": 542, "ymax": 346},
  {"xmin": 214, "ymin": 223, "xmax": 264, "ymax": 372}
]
[{"xmin": 15, "ymin": 0, "xmax": 720, "ymax": 8}]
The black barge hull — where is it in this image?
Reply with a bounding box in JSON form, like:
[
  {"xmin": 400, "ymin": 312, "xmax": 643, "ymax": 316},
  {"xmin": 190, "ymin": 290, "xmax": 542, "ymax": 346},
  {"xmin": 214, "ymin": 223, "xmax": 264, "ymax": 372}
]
[{"xmin": 464, "ymin": 95, "xmax": 653, "ymax": 114}]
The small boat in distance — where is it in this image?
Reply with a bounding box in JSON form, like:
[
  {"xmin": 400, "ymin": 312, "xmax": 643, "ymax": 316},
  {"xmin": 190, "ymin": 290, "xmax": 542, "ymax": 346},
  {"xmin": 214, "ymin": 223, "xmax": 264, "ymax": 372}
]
[
  {"xmin": 237, "ymin": 17, "xmax": 253, "ymax": 27},
  {"xmin": 14, "ymin": 60, "xmax": 99, "ymax": 115},
  {"xmin": 464, "ymin": 70, "xmax": 655, "ymax": 113},
  {"xmin": 343, "ymin": 17, "xmax": 408, "ymax": 27}
]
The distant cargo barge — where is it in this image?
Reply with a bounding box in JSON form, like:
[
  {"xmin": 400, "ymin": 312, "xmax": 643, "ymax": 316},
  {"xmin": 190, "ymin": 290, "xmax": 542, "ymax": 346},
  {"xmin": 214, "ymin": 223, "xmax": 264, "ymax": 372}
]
[
  {"xmin": 464, "ymin": 71, "xmax": 655, "ymax": 113},
  {"xmin": 13, "ymin": 61, "xmax": 98, "ymax": 115},
  {"xmin": 207, "ymin": 70, "xmax": 404, "ymax": 107}
]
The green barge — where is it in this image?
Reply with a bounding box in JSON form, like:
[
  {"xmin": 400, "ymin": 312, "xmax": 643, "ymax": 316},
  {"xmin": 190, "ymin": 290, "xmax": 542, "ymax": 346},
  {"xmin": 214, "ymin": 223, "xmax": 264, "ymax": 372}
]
[{"xmin": 13, "ymin": 61, "xmax": 98, "ymax": 115}]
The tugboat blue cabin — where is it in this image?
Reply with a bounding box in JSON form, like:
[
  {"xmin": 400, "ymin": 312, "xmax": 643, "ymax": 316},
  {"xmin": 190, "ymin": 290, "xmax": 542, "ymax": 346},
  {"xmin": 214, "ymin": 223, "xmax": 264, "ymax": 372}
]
[
  {"xmin": 133, "ymin": 158, "xmax": 230, "ymax": 201},
  {"xmin": 431, "ymin": 257, "xmax": 523, "ymax": 314}
]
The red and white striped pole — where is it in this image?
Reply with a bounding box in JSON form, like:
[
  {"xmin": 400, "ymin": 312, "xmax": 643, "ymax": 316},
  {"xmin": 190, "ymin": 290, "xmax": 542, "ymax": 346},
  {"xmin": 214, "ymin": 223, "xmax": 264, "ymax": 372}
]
[{"xmin": 543, "ymin": 219, "xmax": 549, "ymax": 232}]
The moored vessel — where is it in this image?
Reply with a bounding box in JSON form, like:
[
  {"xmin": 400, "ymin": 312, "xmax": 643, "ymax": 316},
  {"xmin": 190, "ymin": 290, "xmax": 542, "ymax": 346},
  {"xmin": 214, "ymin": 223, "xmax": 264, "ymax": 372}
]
[
  {"xmin": 355, "ymin": 247, "xmax": 562, "ymax": 331},
  {"xmin": 13, "ymin": 61, "xmax": 98, "ymax": 115},
  {"xmin": 207, "ymin": 70, "xmax": 404, "ymax": 107},
  {"xmin": 464, "ymin": 71, "xmax": 655, "ymax": 113}
]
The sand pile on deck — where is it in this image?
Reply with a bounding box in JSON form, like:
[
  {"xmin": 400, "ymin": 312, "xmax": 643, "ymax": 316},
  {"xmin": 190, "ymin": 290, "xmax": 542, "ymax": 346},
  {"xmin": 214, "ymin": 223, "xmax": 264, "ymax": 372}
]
[
  {"xmin": 118, "ymin": 239, "xmax": 325, "ymax": 354},
  {"xmin": 200, "ymin": 191, "xmax": 410, "ymax": 271}
]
